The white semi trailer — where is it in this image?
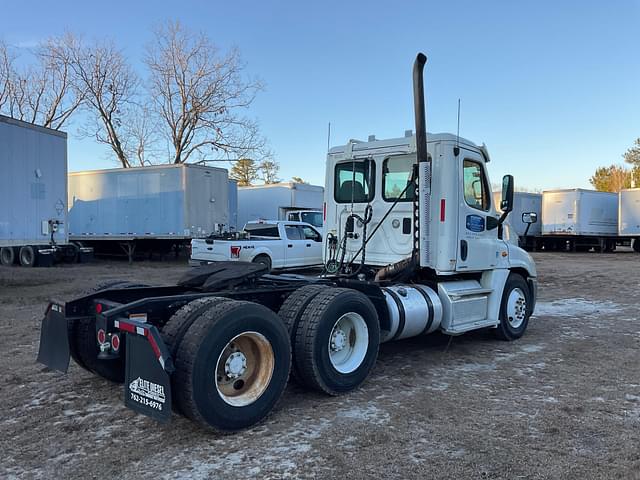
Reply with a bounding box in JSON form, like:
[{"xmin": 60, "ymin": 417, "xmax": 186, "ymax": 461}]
[
  {"xmin": 0, "ymin": 115, "xmax": 82, "ymax": 267},
  {"xmin": 618, "ymin": 188, "xmax": 640, "ymax": 252},
  {"xmin": 38, "ymin": 53, "xmax": 537, "ymax": 432}
]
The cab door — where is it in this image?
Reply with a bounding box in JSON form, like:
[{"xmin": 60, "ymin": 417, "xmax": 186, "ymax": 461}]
[
  {"xmin": 456, "ymin": 155, "xmax": 499, "ymax": 271},
  {"xmin": 284, "ymin": 224, "xmax": 307, "ymax": 266}
]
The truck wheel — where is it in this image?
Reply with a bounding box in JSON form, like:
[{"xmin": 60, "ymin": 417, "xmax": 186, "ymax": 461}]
[
  {"xmin": 73, "ymin": 281, "xmax": 149, "ymax": 382},
  {"xmin": 19, "ymin": 246, "xmax": 37, "ymax": 267},
  {"xmin": 0, "ymin": 247, "xmax": 16, "ymax": 266},
  {"xmin": 633, "ymin": 239, "xmax": 640, "ymax": 253},
  {"xmin": 162, "ymin": 297, "xmax": 233, "ymax": 361},
  {"xmin": 277, "ymin": 284, "xmax": 326, "ymax": 382},
  {"xmin": 252, "ymin": 254, "xmax": 272, "ymax": 273},
  {"xmin": 294, "ymin": 288, "xmax": 380, "ymax": 395},
  {"xmin": 173, "ymin": 300, "xmax": 291, "ymax": 431},
  {"xmin": 495, "ymin": 273, "xmax": 531, "ymax": 341}
]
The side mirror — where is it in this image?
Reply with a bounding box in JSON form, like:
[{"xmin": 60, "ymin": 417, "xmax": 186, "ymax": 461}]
[
  {"xmin": 522, "ymin": 212, "xmax": 538, "ymax": 224},
  {"xmin": 500, "ymin": 175, "xmax": 514, "ymax": 213}
]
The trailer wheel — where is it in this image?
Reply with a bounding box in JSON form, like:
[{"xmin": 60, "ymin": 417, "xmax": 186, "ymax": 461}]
[
  {"xmin": 495, "ymin": 273, "xmax": 531, "ymax": 341},
  {"xmin": 277, "ymin": 284, "xmax": 326, "ymax": 381},
  {"xmin": 294, "ymin": 288, "xmax": 379, "ymax": 395},
  {"xmin": 72, "ymin": 281, "xmax": 149, "ymax": 382},
  {"xmin": 0, "ymin": 247, "xmax": 16, "ymax": 266},
  {"xmin": 173, "ymin": 300, "xmax": 291, "ymax": 431},
  {"xmin": 252, "ymin": 254, "xmax": 272, "ymax": 273},
  {"xmin": 633, "ymin": 239, "xmax": 640, "ymax": 253},
  {"xmin": 19, "ymin": 246, "xmax": 36, "ymax": 267}
]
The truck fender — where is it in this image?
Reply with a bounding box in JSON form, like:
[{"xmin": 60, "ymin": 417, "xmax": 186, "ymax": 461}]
[{"xmin": 249, "ymin": 247, "xmax": 273, "ymax": 263}]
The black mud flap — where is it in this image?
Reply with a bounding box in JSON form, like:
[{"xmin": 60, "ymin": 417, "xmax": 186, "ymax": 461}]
[
  {"xmin": 124, "ymin": 333, "xmax": 172, "ymax": 423},
  {"xmin": 37, "ymin": 303, "xmax": 70, "ymax": 373}
]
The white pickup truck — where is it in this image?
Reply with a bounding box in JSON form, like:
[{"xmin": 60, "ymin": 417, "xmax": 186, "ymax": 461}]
[{"xmin": 190, "ymin": 220, "xmax": 323, "ymax": 271}]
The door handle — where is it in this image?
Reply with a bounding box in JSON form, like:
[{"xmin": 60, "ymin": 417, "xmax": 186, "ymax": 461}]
[
  {"xmin": 306, "ymin": 243, "xmax": 311, "ymax": 247},
  {"xmin": 460, "ymin": 240, "xmax": 468, "ymax": 261},
  {"xmin": 288, "ymin": 244, "xmax": 293, "ymax": 248}
]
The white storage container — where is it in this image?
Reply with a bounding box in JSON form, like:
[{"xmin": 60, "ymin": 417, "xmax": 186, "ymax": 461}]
[
  {"xmin": 618, "ymin": 188, "xmax": 640, "ymax": 236},
  {"xmin": 542, "ymin": 189, "xmax": 618, "ymax": 236}
]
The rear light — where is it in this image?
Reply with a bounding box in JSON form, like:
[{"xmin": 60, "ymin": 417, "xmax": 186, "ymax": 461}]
[
  {"xmin": 440, "ymin": 199, "xmax": 446, "ymax": 222},
  {"xmin": 97, "ymin": 328, "xmax": 106, "ymax": 344},
  {"xmin": 323, "ymin": 202, "xmax": 326, "ymax": 222},
  {"xmin": 111, "ymin": 333, "xmax": 121, "ymax": 352},
  {"xmin": 230, "ymin": 245, "xmax": 241, "ymax": 258},
  {"xmin": 95, "ymin": 303, "xmax": 103, "ymax": 314}
]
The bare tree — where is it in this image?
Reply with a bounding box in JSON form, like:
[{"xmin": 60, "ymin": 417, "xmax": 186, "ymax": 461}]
[
  {"xmin": 0, "ymin": 36, "xmax": 84, "ymax": 130},
  {"xmin": 60, "ymin": 34, "xmax": 138, "ymax": 167},
  {"xmin": 121, "ymin": 104, "xmax": 161, "ymax": 166},
  {"xmin": 0, "ymin": 41, "xmax": 14, "ymax": 113},
  {"xmin": 259, "ymin": 158, "xmax": 280, "ymax": 184},
  {"xmin": 145, "ymin": 21, "xmax": 264, "ymax": 164}
]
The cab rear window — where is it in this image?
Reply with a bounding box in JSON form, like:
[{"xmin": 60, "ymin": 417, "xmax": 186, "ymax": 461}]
[
  {"xmin": 334, "ymin": 160, "xmax": 375, "ymax": 203},
  {"xmin": 244, "ymin": 224, "xmax": 280, "ymax": 238}
]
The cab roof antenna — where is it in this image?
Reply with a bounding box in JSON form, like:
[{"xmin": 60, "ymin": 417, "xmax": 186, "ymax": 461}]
[{"xmin": 454, "ymin": 98, "xmax": 461, "ymax": 157}]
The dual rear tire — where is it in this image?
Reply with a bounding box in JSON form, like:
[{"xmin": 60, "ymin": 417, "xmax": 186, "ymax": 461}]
[
  {"xmin": 279, "ymin": 286, "xmax": 380, "ymax": 395},
  {"xmin": 0, "ymin": 246, "xmax": 37, "ymax": 267}
]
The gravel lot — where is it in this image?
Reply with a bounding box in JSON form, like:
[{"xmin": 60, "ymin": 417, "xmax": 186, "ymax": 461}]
[{"xmin": 1, "ymin": 252, "xmax": 639, "ymax": 479}]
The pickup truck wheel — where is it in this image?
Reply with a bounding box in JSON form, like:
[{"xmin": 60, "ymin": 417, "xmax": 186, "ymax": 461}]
[
  {"xmin": 252, "ymin": 254, "xmax": 272, "ymax": 273},
  {"xmin": 73, "ymin": 281, "xmax": 149, "ymax": 382},
  {"xmin": 19, "ymin": 246, "xmax": 37, "ymax": 267},
  {"xmin": 0, "ymin": 247, "xmax": 16, "ymax": 266},
  {"xmin": 495, "ymin": 273, "xmax": 531, "ymax": 341},
  {"xmin": 173, "ymin": 300, "xmax": 291, "ymax": 431},
  {"xmin": 278, "ymin": 284, "xmax": 326, "ymax": 382},
  {"xmin": 294, "ymin": 288, "xmax": 379, "ymax": 395}
]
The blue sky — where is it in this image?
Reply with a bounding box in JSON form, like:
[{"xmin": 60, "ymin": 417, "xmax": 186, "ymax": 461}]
[{"xmin": 2, "ymin": 0, "xmax": 639, "ymax": 190}]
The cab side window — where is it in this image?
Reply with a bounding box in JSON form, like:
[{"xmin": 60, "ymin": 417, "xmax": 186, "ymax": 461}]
[{"xmin": 463, "ymin": 159, "xmax": 490, "ymax": 211}]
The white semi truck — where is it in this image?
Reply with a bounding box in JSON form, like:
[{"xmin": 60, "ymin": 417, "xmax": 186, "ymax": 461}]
[{"xmin": 37, "ymin": 53, "xmax": 537, "ymax": 432}]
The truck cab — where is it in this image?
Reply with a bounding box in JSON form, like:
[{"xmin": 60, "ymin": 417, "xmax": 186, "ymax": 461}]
[{"xmin": 325, "ymin": 133, "xmax": 534, "ymax": 274}]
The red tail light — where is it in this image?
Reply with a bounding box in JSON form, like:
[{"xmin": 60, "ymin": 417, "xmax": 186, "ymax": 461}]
[
  {"xmin": 440, "ymin": 199, "xmax": 446, "ymax": 222},
  {"xmin": 230, "ymin": 245, "xmax": 241, "ymax": 258},
  {"xmin": 111, "ymin": 333, "xmax": 121, "ymax": 351},
  {"xmin": 95, "ymin": 303, "xmax": 103, "ymax": 314},
  {"xmin": 97, "ymin": 328, "xmax": 106, "ymax": 344}
]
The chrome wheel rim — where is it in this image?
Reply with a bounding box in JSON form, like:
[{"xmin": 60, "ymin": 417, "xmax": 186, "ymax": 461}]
[
  {"xmin": 215, "ymin": 331, "xmax": 274, "ymax": 407},
  {"xmin": 506, "ymin": 288, "xmax": 527, "ymax": 329},
  {"xmin": 328, "ymin": 312, "xmax": 369, "ymax": 374}
]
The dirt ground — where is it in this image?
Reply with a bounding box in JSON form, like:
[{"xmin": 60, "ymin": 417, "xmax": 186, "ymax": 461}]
[{"xmin": 0, "ymin": 252, "xmax": 639, "ymax": 480}]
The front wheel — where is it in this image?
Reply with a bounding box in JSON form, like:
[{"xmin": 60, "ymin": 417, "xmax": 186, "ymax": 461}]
[{"xmin": 495, "ymin": 273, "xmax": 532, "ymax": 341}]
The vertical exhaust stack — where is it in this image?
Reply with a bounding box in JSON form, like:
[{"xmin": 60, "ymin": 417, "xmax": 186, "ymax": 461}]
[
  {"xmin": 413, "ymin": 53, "xmax": 428, "ymax": 165},
  {"xmin": 412, "ymin": 53, "xmax": 431, "ymax": 268}
]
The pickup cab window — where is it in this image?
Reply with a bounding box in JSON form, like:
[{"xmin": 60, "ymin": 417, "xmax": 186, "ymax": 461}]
[
  {"xmin": 285, "ymin": 226, "xmax": 303, "ymax": 240},
  {"xmin": 335, "ymin": 160, "xmax": 375, "ymax": 203},
  {"xmin": 245, "ymin": 224, "xmax": 280, "ymax": 238},
  {"xmin": 301, "ymin": 225, "xmax": 322, "ymax": 242}
]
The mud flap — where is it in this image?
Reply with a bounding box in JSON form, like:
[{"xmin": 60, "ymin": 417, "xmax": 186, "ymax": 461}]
[
  {"xmin": 124, "ymin": 333, "xmax": 172, "ymax": 423},
  {"xmin": 37, "ymin": 303, "xmax": 70, "ymax": 373}
]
